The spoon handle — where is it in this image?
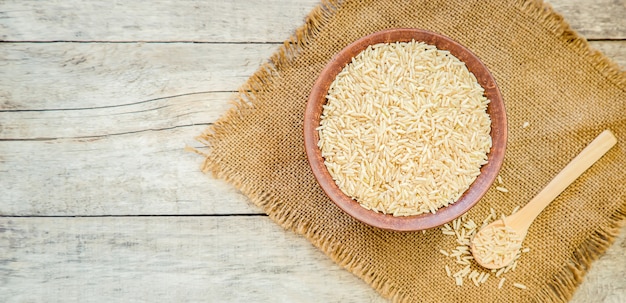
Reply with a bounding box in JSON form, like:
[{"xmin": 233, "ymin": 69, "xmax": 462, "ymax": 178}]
[{"xmin": 509, "ymin": 130, "xmax": 617, "ymax": 230}]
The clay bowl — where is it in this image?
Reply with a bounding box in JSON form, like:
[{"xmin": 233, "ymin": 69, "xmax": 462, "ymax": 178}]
[{"xmin": 303, "ymin": 28, "xmax": 507, "ymax": 231}]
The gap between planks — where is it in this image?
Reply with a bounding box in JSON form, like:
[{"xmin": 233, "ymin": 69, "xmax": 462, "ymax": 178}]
[{"xmin": 0, "ymin": 214, "xmax": 268, "ymax": 218}]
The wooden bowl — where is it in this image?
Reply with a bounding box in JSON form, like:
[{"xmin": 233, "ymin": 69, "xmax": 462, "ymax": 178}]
[{"xmin": 304, "ymin": 28, "xmax": 507, "ymax": 231}]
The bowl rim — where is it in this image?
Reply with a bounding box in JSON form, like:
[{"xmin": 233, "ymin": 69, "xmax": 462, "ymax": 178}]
[{"xmin": 304, "ymin": 28, "xmax": 507, "ymax": 231}]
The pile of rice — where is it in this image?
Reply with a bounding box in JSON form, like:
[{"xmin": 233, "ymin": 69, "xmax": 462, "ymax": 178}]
[
  {"xmin": 440, "ymin": 205, "xmax": 530, "ymax": 289},
  {"xmin": 472, "ymin": 223, "xmax": 523, "ymax": 268},
  {"xmin": 317, "ymin": 40, "xmax": 492, "ymax": 216}
]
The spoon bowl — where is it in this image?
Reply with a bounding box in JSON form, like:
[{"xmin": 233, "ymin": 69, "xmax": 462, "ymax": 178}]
[
  {"xmin": 471, "ymin": 130, "xmax": 617, "ymax": 269},
  {"xmin": 470, "ymin": 219, "xmax": 523, "ymax": 269}
]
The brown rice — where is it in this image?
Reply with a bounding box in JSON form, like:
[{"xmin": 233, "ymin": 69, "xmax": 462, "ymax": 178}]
[{"xmin": 318, "ymin": 40, "xmax": 492, "ymax": 216}]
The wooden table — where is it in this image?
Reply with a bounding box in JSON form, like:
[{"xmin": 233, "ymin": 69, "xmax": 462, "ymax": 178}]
[{"xmin": 1, "ymin": 1, "xmax": 624, "ymax": 301}]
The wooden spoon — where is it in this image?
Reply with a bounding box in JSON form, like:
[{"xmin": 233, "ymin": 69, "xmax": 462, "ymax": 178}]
[{"xmin": 471, "ymin": 130, "xmax": 617, "ymax": 269}]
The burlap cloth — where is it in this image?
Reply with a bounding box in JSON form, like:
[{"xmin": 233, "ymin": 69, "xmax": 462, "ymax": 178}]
[{"xmin": 198, "ymin": 0, "xmax": 626, "ymax": 301}]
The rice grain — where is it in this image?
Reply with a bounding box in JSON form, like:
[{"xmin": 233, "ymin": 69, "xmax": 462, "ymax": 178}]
[
  {"xmin": 513, "ymin": 283, "xmax": 527, "ymax": 289},
  {"xmin": 440, "ymin": 207, "xmax": 529, "ymax": 290},
  {"xmin": 319, "ymin": 40, "xmax": 492, "ymax": 216}
]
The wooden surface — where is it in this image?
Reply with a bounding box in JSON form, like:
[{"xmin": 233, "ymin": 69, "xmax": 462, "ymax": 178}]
[{"xmin": 1, "ymin": 1, "xmax": 624, "ymax": 302}]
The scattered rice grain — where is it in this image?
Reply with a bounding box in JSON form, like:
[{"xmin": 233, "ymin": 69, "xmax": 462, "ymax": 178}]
[
  {"xmin": 440, "ymin": 208, "xmax": 529, "ymax": 290},
  {"xmin": 511, "ymin": 206, "xmax": 520, "ymax": 214},
  {"xmin": 513, "ymin": 283, "xmax": 527, "ymax": 289},
  {"xmin": 496, "ymin": 267, "xmax": 506, "ymax": 277},
  {"xmin": 469, "ymin": 270, "xmax": 479, "ymax": 279},
  {"xmin": 472, "ymin": 276, "xmax": 480, "ymax": 286},
  {"xmin": 481, "ymin": 273, "xmax": 490, "ymax": 283}
]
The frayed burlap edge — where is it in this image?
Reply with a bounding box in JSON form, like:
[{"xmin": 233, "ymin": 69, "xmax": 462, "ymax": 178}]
[
  {"xmin": 532, "ymin": 206, "xmax": 626, "ymax": 303},
  {"xmin": 196, "ymin": 0, "xmax": 626, "ymax": 302},
  {"xmin": 515, "ymin": 0, "xmax": 626, "ymax": 88},
  {"xmin": 511, "ymin": 2, "xmax": 626, "ymax": 302},
  {"xmin": 196, "ymin": 1, "xmax": 409, "ymax": 299}
]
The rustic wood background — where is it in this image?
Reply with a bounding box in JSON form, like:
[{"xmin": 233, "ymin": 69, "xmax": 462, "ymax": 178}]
[{"xmin": 1, "ymin": 0, "xmax": 624, "ymax": 302}]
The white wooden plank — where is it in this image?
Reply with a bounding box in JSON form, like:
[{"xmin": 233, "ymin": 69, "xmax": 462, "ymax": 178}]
[
  {"xmin": 0, "ymin": 43, "xmax": 278, "ymax": 110},
  {"xmin": 0, "ymin": 92, "xmax": 232, "ymax": 139},
  {"xmin": 0, "ymin": 0, "xmax": 624, "ymax": 42},
  {"xmin": 590, "ymin": 41, "xmax": 626, "ymax": 68},
  {"xmin": 548, "ymin": 0, "xmax": 626, "ymax": 39},
  {"xmin": 0, "ymin": 0, "xmax": 319, "ymax": 43},
  {"xmin": 0, "ymin": 1, "xmax": 623, "ymax": 302},
  {"xmin": 0, "ymin": 216, "xmax": 623, "ymax": 302},
  {"xmin": 0, "ymin": 126, "xmax": 261, "ymax": 216},
  {"xmin": 0, "ymin": 41, "xmax": 623, "ymax": 216},
  {"xmin": 571, "ymin": 226, "xmax": 626, "ymax": 303},
  {"xmin": 1, "ymin": 41, "xmax": 623, "ymax": 112},
  {"xmin": 0, "ymin": 216, "xmax": 385, "ymax": 303}
]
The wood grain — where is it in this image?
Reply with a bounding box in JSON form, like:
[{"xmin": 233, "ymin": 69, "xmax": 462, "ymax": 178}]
[
  {"xmin": 0, "ymin": 127, "xmax": 260, "ymax": 216},
  {"xmin": 0, "ymin": 43, "xmax": 278, "ymax": 110},
  {"xmin": 0, "ymin": 217, "xmax": 623, "ymax": 302},
  {"xmin": 1, "ymin": 92, "xmax": 232, "ymax": 139},
  {"xmin": 0, "ymin": 42, "xmax": 622, "ymax": 216},
  {"xmin": 570, "ymin": 228, "xmax": 626, "ymax": 303},
  {"xmin": 1, "ymin": 41, "xmax": 622, "ymax": 111},
  {"xmin": 0, "ymin": 0, "xmax": 624, "ymax": 42},
  {"xmin": 0, "ymin": 217, "xmax": 386, "ymax": 303},
  {"xmin": 0, "ymin": 0, "xmax": 625, "ymax": 301},
  {"xmin": 0, "ymin": 0, "xmax": 319, "ymax": 42},
  {"xmin": 590, "ymin": 41, "xmax": 626, "ymax": 67},
  {"xmin": 548, "ymin": 0, "xmax": 626, "ymax": 39}
]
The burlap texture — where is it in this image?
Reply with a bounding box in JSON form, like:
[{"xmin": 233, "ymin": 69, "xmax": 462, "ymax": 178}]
[{"xmin": 198, "ymin": 0, "xmax": 626, "ymax": 302}]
